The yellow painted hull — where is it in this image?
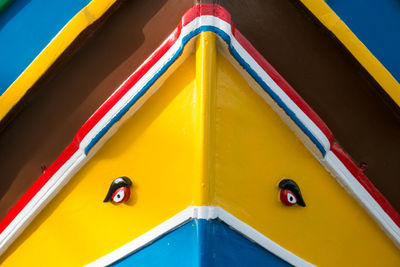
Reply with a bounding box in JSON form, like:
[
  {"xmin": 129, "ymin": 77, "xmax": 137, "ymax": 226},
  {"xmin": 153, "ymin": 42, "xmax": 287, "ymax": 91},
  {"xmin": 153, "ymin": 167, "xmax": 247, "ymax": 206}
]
[{"xmin": 1, "ymin": 32, "xmax": 399, "ymax": 266}]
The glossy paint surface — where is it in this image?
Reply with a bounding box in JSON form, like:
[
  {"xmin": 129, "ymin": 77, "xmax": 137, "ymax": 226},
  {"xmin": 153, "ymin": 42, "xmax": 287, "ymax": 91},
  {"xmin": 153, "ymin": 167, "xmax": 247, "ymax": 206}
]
[
  {"xmin": 0, "ymin": 0, "xmax": 192, "ymax": 223},
  {"xmin": 0, "ymin": 0, "xmax": 91, "ymax": 94},
  {"xmin": 111, "ymin": 220, "xmax": 199, "ymax": 267},
  {"xmin": 300, "ymin": 0, "xmax": 400, "ymax": 106},
  {"xmin": 200, "ymin": 219, "xmax": 290, "ymax": 267},
  {"xmin": 327, "ymin": 0, "xmax": 400, "ymax": 83},
  {"xmin": 210, "ymin": 51, "xmax": 400, "ymax": 266},
  {"xmin": 112, "ymin": 219, "xmax": 290, "ymax": 267},
  {"xmin": 2, "ymin": 0, "xmax": 400, "ymax": 229},
  {"xmin": 0, "ymin": 0, "xmax": 118, "ymax": 123},
  {"xmin": 2, "ymin": 30, "xmax": 400, "ymax": 266},
  {"xmin": 0, "ymin": 53, "xmax": 200, "ymax": 266}
]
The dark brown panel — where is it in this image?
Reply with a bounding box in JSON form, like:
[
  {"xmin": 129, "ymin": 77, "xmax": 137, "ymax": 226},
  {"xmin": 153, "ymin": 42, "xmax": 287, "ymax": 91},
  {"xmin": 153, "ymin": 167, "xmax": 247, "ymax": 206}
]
[
  {"xmin": 213, "ymin": 0, "xmax": 400, "ymax": 209},
  {"xmin": 0, "ymin": 0, "xmax": 194, "ymax": 220},
  {"xmin": 1, "ymin": 0, "xmax": 399, "ymax": 222}
]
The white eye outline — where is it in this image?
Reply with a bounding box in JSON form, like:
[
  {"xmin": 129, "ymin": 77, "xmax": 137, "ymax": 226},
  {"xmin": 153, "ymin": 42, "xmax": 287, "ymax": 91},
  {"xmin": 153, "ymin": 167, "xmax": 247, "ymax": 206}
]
[
  {"xmin": 112, "ymin": 188, "xmax": 125, "ymax": 203},
  {"xmin": 286, "ymin": 192, "xmax": 297, "ymax": 204}
]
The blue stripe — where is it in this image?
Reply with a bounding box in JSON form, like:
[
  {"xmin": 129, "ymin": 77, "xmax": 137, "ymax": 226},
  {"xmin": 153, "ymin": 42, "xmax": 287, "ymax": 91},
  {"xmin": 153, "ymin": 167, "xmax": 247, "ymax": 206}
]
[
  {"xmin": 212, "ymin": 28, "xmax": 326, "ymax": 155},
  {"xmin": 85, "ymin": 25, "xmax": 326, "ymax": 155},
  {"xmin": 84, "ymin": 26, "xmax": 204, "ymax": 154}
]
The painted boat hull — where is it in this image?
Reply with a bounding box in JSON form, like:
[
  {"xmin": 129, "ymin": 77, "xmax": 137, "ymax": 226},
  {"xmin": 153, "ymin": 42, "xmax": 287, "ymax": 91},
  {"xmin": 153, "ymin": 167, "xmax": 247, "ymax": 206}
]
[{"xmin": 0, "ymin": 2, "xmax": 400, "ymax": 266}]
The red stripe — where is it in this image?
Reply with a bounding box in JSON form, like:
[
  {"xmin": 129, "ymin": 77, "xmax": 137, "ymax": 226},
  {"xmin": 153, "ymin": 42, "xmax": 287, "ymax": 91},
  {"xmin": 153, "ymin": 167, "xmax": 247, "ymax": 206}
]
[
  {"xmin": 232, "ymin": 30, "xmax": 334, "ymax": 146},
  {"xmin": 1, "ymin": 3, "xmax": 399, "ymax": 241},
  {"xmin": 0, "ymin": 4, "xmax": 205, "ymax": 237},
  {"xmin": 0, "ymin": 142, "xmax": 79, "ymax": 234},
  {"xmin": 193, "ymin": 4, "xmax": 334, "ymax": 146},
  {"xmin": 331, "ymin": 143, "xmax": 400, "ymax": 228},
  {"xmin": 74, "ymin": 27, "xmax": 179, "ymax": 144},
  {"xmin": 226, "ymin": 3, "xmax": 400, "ymax": 226},
  {"xmin": 233, "ymin": 10, "xmax": 400, "ymax": 228},
  {"xmin": 0, "ymin": 4, "xmax": 205, "ymax": 236},
  {"xmin": 75, "ymin": 4, "xmax": 232, "ymax": 144}
]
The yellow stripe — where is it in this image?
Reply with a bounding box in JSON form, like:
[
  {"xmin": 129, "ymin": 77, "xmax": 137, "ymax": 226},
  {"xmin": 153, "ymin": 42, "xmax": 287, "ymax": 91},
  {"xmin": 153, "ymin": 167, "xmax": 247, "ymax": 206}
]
[
  {"xmin": 300, "ymin": 0, "xmax": 400, "ymax": 106},
  {"xmin": 0, "ymin": 0, "xmax": 117, "ymax": 121},
  {"xmin": 195, "ymin": 32, "xmax": 217, "ymax": 205}
]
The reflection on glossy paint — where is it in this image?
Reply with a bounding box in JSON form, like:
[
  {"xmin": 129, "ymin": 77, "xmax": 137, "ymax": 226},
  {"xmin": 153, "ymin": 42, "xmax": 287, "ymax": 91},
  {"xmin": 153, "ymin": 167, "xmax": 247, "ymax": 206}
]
[
  {"xmin": 111, "ymin": 219, "xmax": 291, "ymax": 267},
  {"xmin": 2, "ymin": 29, "xmax": 400, "ymax": 267}
]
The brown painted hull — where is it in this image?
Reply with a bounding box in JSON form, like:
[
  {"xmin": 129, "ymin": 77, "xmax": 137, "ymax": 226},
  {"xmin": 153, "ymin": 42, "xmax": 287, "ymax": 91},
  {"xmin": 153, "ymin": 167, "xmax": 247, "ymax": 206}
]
[{"xmin": 0, "ymin": 0, "xmax": 399, "ymax": 221}]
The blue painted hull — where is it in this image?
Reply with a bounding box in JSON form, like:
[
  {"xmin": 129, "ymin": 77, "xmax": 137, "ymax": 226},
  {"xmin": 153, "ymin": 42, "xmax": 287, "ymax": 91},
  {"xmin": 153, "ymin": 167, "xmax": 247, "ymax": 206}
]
[
  {"xmin": 0, "ymin": 0, "xmax": 91, "ymax": 94},
  {"xmin": 111, "ymin": 219, "xmax": 290, "ymax": 267}
]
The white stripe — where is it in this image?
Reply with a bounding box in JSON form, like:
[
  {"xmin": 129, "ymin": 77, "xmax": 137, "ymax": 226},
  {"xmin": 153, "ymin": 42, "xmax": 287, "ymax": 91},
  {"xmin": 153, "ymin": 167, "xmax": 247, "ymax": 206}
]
[
  {"xmin": 227, "ymin": 22, "xmax": 330, "ymax": 153},
  {"xmin": 199, "ymin": 16, "xmax": 400, "ymax": 245},
  {"xmin": 324, "ymin": 152, "xmax": 400, "ymax": 247},
  {"xmin": 0, "ymin": 150, "xmax": 87, "ymax": 255},
  {"xmin": 1, "ymin": 13, "xmax": 399, "ymax": 258},
  {"xmin": 86, "ymin": 206, "xmax": 314, "ymax": 267},
  {"xmin": 80, "ymin": 15, "xmax": 329, "ymax": 157},
  {"xmin": 80, "ymin": 16, "xmax": 204, "ymax": 151}
]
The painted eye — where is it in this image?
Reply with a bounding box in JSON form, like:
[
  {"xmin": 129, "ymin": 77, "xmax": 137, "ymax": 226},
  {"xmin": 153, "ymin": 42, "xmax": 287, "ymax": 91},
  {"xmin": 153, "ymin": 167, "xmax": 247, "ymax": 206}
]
[
  {"xmin": 278, "ymin": 179, "xmax": 306, "ymax": 207},
  {"xmin": 280, "ymin": 189, "xmax": 297, "ymax": 206},
  {"xmin": 104, "ymin": 176, "xmax": 133, "ymax": 204},
  {"xmin": 112, "ymin": 187, "xmax": 130, "ymax": 203},
  {"xmin": 286, "ymin": 192, "xmax": 297, "ymax": 204}
]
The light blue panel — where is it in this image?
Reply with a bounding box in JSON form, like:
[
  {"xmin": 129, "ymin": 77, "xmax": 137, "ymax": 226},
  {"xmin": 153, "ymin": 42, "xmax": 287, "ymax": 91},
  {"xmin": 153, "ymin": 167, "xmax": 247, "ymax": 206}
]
[
  {"xmin": 111, "ymin": 220, "xmax": 200, "ymax": 267},
  {"xmin": 326, "ymin": 0, "xmax": 400, "ymax": 83},
  {"xmin": 111, "ymin": 219, "xmax": 291, "ymax": 267},
  {"xmin": 0, "ymin": 0, "xmax": 91, "ymax": 95}
]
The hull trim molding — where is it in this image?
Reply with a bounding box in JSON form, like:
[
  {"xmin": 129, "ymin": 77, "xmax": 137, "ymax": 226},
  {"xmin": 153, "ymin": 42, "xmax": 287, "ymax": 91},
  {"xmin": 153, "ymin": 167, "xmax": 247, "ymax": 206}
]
[
  {"xmin": 0, "ymin": 4, "xmax": 399, "ymax": 257},
  {"xmin": 86, "ymin": 206, "xmax": 315, "ymax": 267}
]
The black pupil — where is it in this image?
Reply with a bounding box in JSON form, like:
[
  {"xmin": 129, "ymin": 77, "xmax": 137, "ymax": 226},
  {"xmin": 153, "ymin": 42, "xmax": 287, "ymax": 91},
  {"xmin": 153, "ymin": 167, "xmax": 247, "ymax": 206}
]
[{"xmin": 289, "ymin": 196, "xmax": 293, "ymax": 201}]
